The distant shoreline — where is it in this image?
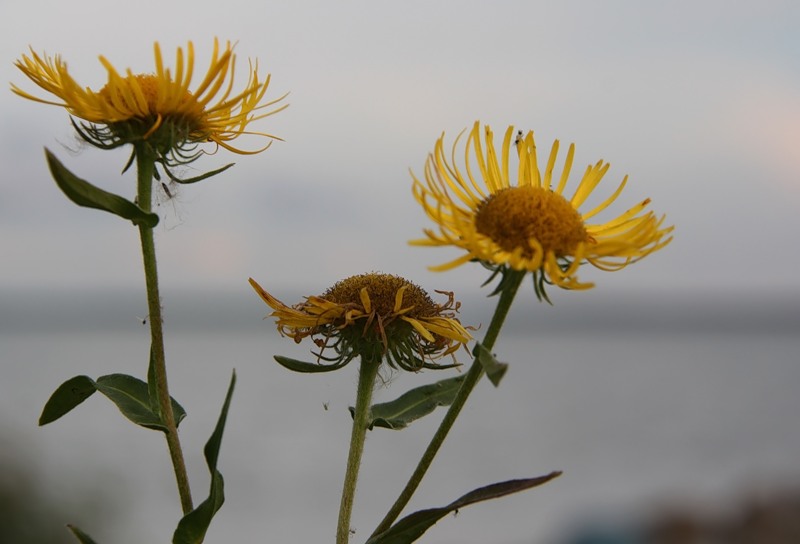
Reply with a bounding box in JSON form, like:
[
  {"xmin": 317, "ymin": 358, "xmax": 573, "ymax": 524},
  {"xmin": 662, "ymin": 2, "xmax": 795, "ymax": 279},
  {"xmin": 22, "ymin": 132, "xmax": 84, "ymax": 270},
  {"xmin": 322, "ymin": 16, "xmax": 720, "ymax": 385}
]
[{"xmin": 2, "ymin": 288, "xmax": 798, "ymax": 335}]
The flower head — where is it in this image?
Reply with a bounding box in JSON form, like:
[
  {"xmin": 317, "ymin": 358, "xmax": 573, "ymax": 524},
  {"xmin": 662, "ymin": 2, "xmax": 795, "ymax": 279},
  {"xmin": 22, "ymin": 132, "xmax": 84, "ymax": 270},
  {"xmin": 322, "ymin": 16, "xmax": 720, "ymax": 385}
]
[
  {"xmin": 249, "ymin": 273, "xmax": 471, "ymax": 372},
  {"xmin": 12, "ymin": 39, "xmax": 287, "ymax": 162},
  {"xmin": 411, "ymin": 122, "xmax": 673, "ymax": 296}
]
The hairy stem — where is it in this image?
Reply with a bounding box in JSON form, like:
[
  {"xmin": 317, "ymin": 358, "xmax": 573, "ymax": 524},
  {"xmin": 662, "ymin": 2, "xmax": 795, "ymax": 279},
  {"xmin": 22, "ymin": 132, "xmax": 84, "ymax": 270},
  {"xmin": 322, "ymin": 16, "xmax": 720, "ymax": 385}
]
[
  {"xmin": 136, "ymin": 145, "xmax": 193, "ymax": 514},
  {"xmin": 370, "ymin": 269, "xmax": 526, "ymax": 537},
  {"xmin": 336, "ymin": 356, "xmax": 381, "ymax": 544}
]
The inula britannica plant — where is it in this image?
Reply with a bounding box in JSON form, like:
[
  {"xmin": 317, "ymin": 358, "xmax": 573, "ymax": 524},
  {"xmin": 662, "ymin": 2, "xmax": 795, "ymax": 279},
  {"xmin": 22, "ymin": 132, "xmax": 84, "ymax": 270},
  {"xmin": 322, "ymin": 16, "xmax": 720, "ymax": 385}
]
[
  {"xmin": 369, "ymin": 122, "xmax": 673, "ymax": 539},
  {"xmin": 15, "ymin": 35, "xmax": 671, "ymax": 544},
  {"xmin": 13, "ymin": 39, "xmax": 286, "ymax": 543},
  {"xmin": 250, "ymin": 273, "xmax": 473, "ymax": 543}
]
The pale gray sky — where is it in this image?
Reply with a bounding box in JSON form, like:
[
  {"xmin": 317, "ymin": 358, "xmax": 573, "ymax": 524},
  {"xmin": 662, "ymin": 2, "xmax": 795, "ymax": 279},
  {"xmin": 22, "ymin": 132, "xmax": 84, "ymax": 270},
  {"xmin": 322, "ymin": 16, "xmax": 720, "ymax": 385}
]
[
  {"xmin": 2, "ymin": 5, "xmax": 800, "ymax": 543},
  {"xmin": 2, "ymin": 0, "xmax": 799, "ymax": 298}
]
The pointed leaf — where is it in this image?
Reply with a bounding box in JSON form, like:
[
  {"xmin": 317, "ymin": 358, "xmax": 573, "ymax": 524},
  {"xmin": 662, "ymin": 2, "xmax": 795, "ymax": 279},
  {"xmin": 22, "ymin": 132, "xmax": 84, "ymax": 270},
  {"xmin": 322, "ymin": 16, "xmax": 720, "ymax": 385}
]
[
  {"xmin": 39, "ymin": 375, "xmax": 97, "ymax": 426},
  {"xmin": 274, "ymin": 355, "xmax": 348, "ymax": 373},
  {"xmin": 45, "ymin": 148, "xmax": 159, "ymax": 227},
  {"xmin": 167, "ymin": 162, "xmax": 235, "ymax": 184},
  {"xmin": 473, "ymin": 343, "xmax": 508, "ymax": 387},
  {"xmin": 173, "ymin": 370, "xmax": 236, "ymax": 544},
  {"xmin": 366, "ymin": 472, "xmax": 561, "ymax": 544},
  {"xmin": 351, "ymin": 375, "xmax": 466, "ymax": 430},
  {"xmin": 95, "ymin": 374, "xmax": 161, "ymax": 429},
  {"xmin": 67, "ymin": 524, "xmax": 100, "ymax": 544},
  {"xmin": 95, "ymin": 374, "xmax": 186, "ymax": 431}
]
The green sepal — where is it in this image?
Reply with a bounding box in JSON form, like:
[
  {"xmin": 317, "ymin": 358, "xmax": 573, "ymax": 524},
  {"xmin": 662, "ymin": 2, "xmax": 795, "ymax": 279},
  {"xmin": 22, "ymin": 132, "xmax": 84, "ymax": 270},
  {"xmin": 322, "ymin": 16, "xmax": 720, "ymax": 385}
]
[
  {"xmin": 473, "ymin": 343, "xmax": 508, "ymax": 387},
  {"xmin": 44, "ymin": 148, "xmax": 159, "ymax": 228},
  {"xmin": 531, "ymin": 269, "xmax": 554, "ymax": 305},
  {"xmin": 173, "ymin": 370, "xmax": 236, "ymax": 544},
  {"xmin": 366, "ymin": 472, "xmax": 561, "ymax": 544},
  {"xmin": 94, "ymin": 374, "xmax": 187, "ymax": 431},
  {"xmin": 165, "ymin": 162, "xmax": 235, "ymax": 184},
  {"xmin": 274, "ymin": 355, "xmax": 348, "ymax": 373},
  {"xmin": 350, "ymin": 375, "xmax": 466, "ymax": 430},
  {"xmin": 39, "ymin": 375, "xmax": 97, "ymax": 426},
  {"xmin": 67, "ymin": 524, "xmax": 100, "ymax": 544}
]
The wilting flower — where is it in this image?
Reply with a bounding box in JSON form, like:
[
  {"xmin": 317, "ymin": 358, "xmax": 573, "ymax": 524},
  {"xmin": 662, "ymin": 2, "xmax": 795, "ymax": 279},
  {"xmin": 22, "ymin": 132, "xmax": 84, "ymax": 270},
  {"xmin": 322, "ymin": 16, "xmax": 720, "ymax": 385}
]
[
  {"xmin": 411, "ymin": 121, "xmax": 673, "ymax": 295},
  {"xmin": 12, "ymin": 38, "xmax": 287, "ymax": 163},
  {"xmin": 249, "ymin": 273, "xmax": 471, "ymax": 372}
]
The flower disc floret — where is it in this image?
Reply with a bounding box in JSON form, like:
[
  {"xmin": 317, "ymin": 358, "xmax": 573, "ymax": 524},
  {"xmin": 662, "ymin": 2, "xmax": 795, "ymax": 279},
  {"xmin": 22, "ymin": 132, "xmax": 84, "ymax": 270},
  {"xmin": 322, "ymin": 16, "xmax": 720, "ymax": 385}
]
[
  {"xmin": 323, "ymin": 273, "xmax": 439, "ymax": 318},
  {"xmin": 249, "ymin": 273, "xmax": 471, "ymax": 372},
  {"xmin": 475, "ymin": 185, "xmax": 589, "ymax": 258},
  {"xmin": 411, "ymin": 121, "xmax": 673, "ymax": 294}
]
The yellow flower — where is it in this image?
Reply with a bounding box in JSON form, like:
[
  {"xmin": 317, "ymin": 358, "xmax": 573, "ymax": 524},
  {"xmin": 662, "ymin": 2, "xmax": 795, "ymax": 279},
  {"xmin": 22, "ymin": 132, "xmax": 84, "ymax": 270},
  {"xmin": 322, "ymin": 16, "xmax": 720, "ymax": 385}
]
[
  {"xmin": 249, "ymin": 273, "xmax": 471, "ymax": 372},
  {"xmin": 12, "ymin": 39, "xmax": 287, "ymax": 157},
  {"xmin": 411, "ymin": 121, "xmax": 673, "ymax": 294}
]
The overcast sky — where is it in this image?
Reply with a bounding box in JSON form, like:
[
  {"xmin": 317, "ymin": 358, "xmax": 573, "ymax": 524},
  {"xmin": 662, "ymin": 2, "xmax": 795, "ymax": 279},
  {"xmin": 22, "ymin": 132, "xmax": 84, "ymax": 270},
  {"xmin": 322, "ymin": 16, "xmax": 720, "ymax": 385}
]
[{"xmin": 2, "ymin": 1, "xmax": 799, "ymax": 299}]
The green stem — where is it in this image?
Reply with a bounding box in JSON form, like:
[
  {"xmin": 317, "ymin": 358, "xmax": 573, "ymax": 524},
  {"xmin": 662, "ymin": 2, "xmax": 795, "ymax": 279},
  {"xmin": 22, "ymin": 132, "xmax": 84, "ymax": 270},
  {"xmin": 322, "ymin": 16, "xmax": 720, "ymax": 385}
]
[
  {"xmin": 336, "ymin": 356, "xmax": 381, "ymax": 544},
  {"xmin": 370, "ymin": 269, "xmax": 526, "ymax": 538},
  {"xmin": 135, "ymin": 145, "xmax": 194, "ymax": 515}
]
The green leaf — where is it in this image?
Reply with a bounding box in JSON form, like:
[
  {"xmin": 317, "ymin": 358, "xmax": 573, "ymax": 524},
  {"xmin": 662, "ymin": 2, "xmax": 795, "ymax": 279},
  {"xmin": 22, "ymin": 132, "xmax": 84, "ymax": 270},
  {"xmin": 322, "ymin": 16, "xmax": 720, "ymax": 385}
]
[
  {"xmin": 95, "ymin": 374, "xmax": 186, "ymax": 431},
  {"xmin": 39, "ymin": 375, "xmax": 97, "ymax": 426},
  {"xmin": 274, "ymin": 355, "xmax": 348, "ymax": 373},
  {"xmin": 351, "ymin": 375, "xmax": 466, "ymax": 430},
  {"xmin": 173, "ymin": 370, "xmax": 237, "ymax": 544},
  {"xmin": 366, "ymin": 472, "xmax": 562, "ymax": 544},
  {"xmin": 67, "ymin": 524, "xmax": 100, "ymax": 544},
  {"xmin": 166, "ymin": 162, "xmax": 235, "ymax": 184},
  {"xmin": 95, "ymin": 374, "xmax": 161, "ymax": 429},
  {"xmin": 45, "ymin": 148, "xmax": 159, "ymax": 228},
  {"xmin": 473, "ymin": 343, "xmax": 508, "ymax": 387}
]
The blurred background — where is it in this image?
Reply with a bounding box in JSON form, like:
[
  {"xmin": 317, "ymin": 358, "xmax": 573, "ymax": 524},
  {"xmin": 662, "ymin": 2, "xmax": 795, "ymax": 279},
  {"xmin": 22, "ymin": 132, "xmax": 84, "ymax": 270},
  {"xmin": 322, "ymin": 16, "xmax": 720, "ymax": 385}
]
[{"xmin": 1, "ymin": 1, "xmax": 799, "ymax": 543}]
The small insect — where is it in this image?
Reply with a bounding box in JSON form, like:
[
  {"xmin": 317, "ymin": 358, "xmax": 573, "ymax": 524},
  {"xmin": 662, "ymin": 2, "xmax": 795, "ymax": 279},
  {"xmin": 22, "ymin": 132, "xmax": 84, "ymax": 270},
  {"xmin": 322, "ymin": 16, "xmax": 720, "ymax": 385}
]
[
  {"xmin": 137, "ymin": 316, "xmax": 148, "ymax": 325},
  {"xmin": 155, "ymin": 181, "xmax": 184, "ymax": 229},
  {"xmin": 323, "ymin": 401, "xmax": 330, "ymax": 411},
  {"xmin": 514, "ymin": 130, "xmax": 524, "ymax": 147},
  {"xmin": 349, "ymin": 528, "xmax": 356, "ymax": 536},
  {"xmin": 453, "ymin": 508, "xmax": 460, "ymax": 518}
]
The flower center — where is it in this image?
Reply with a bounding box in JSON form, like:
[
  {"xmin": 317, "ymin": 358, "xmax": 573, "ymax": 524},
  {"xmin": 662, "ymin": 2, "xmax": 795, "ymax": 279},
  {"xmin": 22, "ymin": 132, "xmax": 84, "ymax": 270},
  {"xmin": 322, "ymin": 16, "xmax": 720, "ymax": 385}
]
[
  {"xmin": 475, "ymin": 186, "xmax": 588, "ymax": 256},
  {"xmin": 323, "ymin": 273, "xmax": 437, "ymax": 318},
  {"xmin": 99, "ymin": 74, "xmax": 200, "ymax": 120}
]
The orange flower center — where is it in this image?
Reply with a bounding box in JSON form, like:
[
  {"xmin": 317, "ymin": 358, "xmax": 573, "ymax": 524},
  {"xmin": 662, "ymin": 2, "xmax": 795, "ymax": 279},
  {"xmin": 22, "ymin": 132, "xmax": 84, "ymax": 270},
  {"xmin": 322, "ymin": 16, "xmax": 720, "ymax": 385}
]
[
  {"xmin": 475, "ymin": 186, "xmax": 588, "ymax": 256},
  {"xmin": 99, "ymin": 74, "xmax": 201, "ymax": 120},
  {"xmin": 323, "ymin": 273, "xmax": 437, "ymax": 318}
]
